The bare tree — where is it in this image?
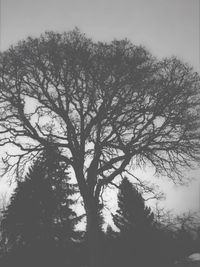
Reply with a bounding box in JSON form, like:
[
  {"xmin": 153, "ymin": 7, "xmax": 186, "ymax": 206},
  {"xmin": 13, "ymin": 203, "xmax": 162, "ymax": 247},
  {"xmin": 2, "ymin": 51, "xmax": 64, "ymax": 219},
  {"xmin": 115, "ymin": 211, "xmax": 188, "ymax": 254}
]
[{"xmin": 0, "ymin": 29, "xmax": 200, "ymax": 266}]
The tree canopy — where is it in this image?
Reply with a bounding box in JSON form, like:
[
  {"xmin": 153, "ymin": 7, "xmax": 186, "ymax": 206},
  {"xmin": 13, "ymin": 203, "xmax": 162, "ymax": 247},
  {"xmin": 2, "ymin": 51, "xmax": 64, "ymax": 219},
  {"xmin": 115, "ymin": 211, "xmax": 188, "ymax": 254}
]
[
  {"xmin": 0, "ymin": 29, "xmax": 199, "ymax": 199},
  {"xmin": 0, "ymin": 28, "xmax": 199, "ymax": 267}
]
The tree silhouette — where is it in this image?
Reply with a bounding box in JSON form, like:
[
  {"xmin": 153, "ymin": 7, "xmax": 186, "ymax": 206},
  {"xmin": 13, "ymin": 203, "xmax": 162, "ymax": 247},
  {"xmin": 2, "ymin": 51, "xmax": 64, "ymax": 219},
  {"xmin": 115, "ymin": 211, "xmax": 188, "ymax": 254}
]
[
  {"xmin": 0, "ymin": 28, "xmax": 199, "ymax": 266},
  {"xmin": 113, "ymin": 178, "xmax": 154, "ymax": 232},
  {"xmin": 2, "ymin": 149, "xmax": 78, "ymax": 266},
  {"xmin": 112, "ymin": 178, "xmax": 155, "ymax": 266}
]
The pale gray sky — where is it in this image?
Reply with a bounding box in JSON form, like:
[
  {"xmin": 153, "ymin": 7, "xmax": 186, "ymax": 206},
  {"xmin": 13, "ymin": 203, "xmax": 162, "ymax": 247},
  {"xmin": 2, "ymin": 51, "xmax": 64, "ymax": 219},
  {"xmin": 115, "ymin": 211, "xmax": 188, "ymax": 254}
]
[{"xmin": 0, "ymin": 0, "xmax": 200, "ymax": 213}]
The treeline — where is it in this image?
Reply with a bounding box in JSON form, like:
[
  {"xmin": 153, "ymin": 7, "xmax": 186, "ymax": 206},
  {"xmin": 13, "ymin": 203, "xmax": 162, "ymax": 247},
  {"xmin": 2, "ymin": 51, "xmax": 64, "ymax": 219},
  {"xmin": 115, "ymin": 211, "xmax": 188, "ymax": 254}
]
[{"xmin": 0, "ymin": 151, "xmax": 199, "ymax": 267}]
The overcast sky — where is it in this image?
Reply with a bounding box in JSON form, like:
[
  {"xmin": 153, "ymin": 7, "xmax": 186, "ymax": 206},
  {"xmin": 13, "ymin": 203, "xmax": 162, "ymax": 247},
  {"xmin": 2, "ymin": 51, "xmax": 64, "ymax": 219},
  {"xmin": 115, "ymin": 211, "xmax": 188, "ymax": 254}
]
[
  {"xmin": 1, "ymin": 0, "xmax": 199, "ymax": 72},
  {"xmin": 0, "ymin": 0, "xmax": 199, "ymax": 213}
]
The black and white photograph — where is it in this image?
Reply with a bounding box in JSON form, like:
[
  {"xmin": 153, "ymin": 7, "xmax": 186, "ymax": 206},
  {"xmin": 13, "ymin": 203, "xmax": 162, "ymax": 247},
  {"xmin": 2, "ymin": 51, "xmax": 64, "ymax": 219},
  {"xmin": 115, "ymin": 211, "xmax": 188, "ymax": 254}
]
[{"xmin": 0, "ymin": 1, "xmax": 200, "ymax": 266}]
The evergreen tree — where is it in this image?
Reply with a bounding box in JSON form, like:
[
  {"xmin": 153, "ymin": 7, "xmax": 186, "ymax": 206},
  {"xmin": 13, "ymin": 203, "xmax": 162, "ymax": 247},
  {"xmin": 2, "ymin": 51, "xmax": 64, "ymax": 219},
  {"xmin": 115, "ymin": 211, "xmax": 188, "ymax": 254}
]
[
  {"xmin": 113, "ymin": 178, "xmax": 155, "ymax": 267},
  {"xmin": 2, "ymin": 149, "xmax": 78, "ymax": 266},
  {"xmin": 113, "ymin": 178, "xmax": 154, "ymax": 233}
]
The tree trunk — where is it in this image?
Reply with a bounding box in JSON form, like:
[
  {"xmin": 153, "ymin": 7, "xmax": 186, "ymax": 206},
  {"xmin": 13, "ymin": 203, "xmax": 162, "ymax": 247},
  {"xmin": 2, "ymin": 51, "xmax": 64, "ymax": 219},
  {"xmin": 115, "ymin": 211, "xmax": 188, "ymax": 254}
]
[
  {"xmin": 73, "ymin": 167, "xmax": 105, "ymax": 267},
  {"xmin": 85, "ymin": 204, "xmax": 105, "ymax": 267}
]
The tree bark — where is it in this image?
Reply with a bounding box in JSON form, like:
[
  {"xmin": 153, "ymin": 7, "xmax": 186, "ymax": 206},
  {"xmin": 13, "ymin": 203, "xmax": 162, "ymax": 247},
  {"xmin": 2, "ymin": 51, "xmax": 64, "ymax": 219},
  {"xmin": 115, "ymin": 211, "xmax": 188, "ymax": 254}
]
[
  {"xmin": 85, "ymin": 203, "xmax": 105, "ymax": 267},
  {"xmin": 74, "ymin": 167, "xmax": 105, "ymax": 267}
]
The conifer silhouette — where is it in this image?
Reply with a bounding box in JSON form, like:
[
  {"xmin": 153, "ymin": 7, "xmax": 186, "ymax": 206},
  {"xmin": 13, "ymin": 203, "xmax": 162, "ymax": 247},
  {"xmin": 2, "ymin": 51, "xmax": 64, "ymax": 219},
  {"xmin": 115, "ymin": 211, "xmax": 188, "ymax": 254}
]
[
  {"xmin": 113, "ymin": 178, "xmax": 154, "ymax": 233},
  {"xmin": 2, "ymin": 149, "xmax": 78, "ymax": 266},
  {"xmin": 113, "ymin": 178, "xmax": 155, "ymax": 267}
]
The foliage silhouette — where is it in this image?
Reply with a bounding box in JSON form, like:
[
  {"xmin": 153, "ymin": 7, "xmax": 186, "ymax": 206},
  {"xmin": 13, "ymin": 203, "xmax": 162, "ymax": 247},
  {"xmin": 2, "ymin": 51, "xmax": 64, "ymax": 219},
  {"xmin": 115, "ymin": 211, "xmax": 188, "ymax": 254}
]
[
  {"xmin": 2, "ymin": 149, "xmax": 79, "ymax": 266},
  {"xmin": 111, "ymin": 178, "xmax": 155, "ymax": 267},
  {"xmin": 113, "ymin": 177, "xmax": 154, "ymax": 232},
  {"xmin": 0, "ymin": 28, "xmax": 200, "ymax": 266}
]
